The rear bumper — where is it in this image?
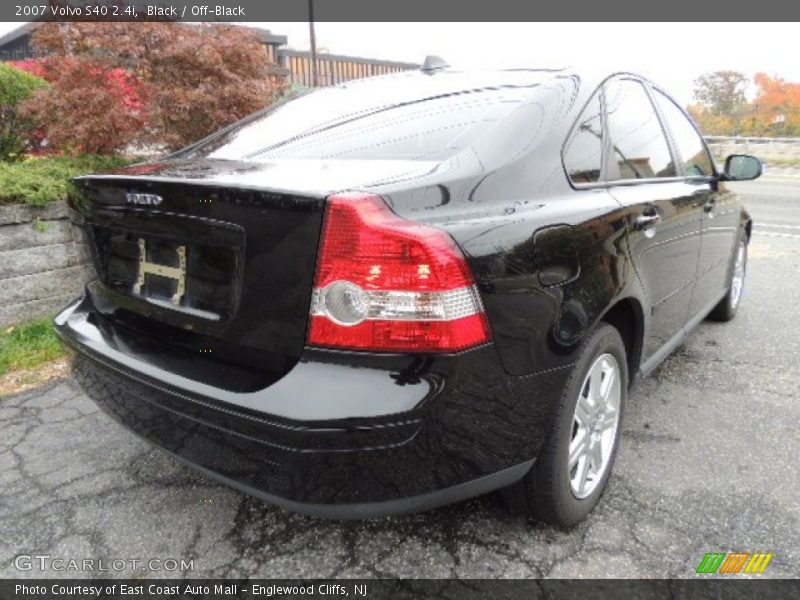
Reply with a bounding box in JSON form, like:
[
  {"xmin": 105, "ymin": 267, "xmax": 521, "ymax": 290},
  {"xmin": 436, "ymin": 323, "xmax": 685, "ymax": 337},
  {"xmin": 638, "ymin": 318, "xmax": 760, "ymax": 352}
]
[{"xmin": 57, "ymin": 295, "xmax": 569, "ymax": 517}]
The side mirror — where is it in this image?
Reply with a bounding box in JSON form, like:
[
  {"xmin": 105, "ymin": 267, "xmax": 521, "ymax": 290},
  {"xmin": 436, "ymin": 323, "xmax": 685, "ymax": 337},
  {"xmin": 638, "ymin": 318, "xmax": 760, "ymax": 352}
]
[{"xmin": 722, "ymin": 154, "xmax": 763, "ymax": 181}]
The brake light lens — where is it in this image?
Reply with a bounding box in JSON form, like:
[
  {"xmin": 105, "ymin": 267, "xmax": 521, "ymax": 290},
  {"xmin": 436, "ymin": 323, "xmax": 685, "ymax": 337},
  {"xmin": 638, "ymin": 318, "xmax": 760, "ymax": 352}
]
[{"xmin": 307, "ymin": 193, "xmax": 490, "ymax": 352}]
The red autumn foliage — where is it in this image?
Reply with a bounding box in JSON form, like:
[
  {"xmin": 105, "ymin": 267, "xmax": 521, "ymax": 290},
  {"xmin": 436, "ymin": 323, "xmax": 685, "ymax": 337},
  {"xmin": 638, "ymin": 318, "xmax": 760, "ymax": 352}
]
[
  {"xmin": 12, "ymin": 57, "xmax": 146, "ymax": 113},
  {"xmin": 750, "ymin": 73, "xmax": 800, "ymax": 136},
  {"xmin": 9, "ymin": 59, "xmax": 48, "ymax": 79},
  {"xmin": 30, "ymin": 22, "xmax": 285, "ymax": 151},
  {"xmin": 19, "ymin": 56, "xmax": 148, "ymax": 155}
]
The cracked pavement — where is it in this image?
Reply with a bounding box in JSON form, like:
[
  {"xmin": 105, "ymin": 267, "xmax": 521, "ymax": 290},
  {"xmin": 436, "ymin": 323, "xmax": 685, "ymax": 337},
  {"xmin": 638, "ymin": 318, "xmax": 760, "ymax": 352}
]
[{"xmin": 1, "ymin": 181, "xmax": 798, "ymax": 579}]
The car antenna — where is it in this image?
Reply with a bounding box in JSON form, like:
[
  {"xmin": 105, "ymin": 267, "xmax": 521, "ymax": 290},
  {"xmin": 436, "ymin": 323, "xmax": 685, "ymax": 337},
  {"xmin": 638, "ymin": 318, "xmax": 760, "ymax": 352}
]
[{"xmin": 421, "ymin": 55, "xmax": 449, "ymax": 74}]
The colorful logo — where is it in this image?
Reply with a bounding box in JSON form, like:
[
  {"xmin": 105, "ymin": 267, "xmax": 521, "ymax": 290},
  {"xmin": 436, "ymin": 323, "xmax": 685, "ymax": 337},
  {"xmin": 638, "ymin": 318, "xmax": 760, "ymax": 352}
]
[{"xmin": 696, "ymin": 552, "xmax": 773, "ymax": 574}]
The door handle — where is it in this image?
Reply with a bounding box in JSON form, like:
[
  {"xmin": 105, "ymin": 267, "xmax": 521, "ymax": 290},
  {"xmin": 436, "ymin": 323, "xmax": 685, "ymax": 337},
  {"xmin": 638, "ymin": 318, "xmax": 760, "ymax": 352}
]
[{"xmin": 634, "ymin": 213, "xmax": 661, "ymax": 230}]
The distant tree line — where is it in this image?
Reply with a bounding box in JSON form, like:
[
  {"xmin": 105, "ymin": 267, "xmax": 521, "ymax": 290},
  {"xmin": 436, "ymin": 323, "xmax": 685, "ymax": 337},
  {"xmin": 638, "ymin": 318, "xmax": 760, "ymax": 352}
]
[{"xmin": 688, "ymin": 70, "xmax": 800, "ymax": 137}]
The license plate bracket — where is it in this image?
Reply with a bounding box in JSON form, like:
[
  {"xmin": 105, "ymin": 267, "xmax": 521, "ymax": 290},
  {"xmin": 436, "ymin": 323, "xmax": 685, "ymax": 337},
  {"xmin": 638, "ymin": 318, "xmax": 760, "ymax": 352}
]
[{"xmin": 133, "ymin": 238, "xmax": 187, "ymax": 307}]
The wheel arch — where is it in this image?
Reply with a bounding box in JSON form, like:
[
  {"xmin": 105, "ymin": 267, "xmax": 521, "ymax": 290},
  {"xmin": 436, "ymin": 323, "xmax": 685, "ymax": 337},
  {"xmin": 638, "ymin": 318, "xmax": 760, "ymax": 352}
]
[
  {"xmin": 740, "ymin": 208, "xmax": 753, "ymax": 242},
  {"xmin": 599, "ymin": 296, "xmax": 645, "ymax": 386}
]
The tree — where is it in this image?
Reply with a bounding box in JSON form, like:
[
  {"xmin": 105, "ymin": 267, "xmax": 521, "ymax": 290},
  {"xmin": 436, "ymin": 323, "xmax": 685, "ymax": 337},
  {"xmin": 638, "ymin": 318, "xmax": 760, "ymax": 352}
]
[
  {"xmin": 750, "ymin": 73, "xmax": 800, "ymax": 136},
  {"xmin": 19, "ymin": 56, "xmax": 148, "ymax": 155},
  {"xmin": 689, "ymin": 70, "xmax": 800, "ymax": 136},
  {"xmin": 0, "ymin": 65, "xmax": 47, "ymax": 161},
  {"xmin": 686, "ymin": 103, "xmax": 735, "ymax": 136},
  {"xmin": 692, "ymin": 71, "xmax": 749, "ymax": 135},
  {"xmin": 31, "ymin": 22, "xmax": 285, "ymax": 150},
  {"xmin": 693, "ymin": 71, "xmax": 748, "ymax": 116}
]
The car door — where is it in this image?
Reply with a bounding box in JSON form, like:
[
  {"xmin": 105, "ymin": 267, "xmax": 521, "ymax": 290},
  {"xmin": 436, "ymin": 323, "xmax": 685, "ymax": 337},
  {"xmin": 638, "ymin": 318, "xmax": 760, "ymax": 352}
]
[
  {"xmin": 602, "ymin": 77, "xmax": 705, "ymax": 364},
  {"xmin": 650, "ymin": 87, "xmax": 741, "ymax": 318}
]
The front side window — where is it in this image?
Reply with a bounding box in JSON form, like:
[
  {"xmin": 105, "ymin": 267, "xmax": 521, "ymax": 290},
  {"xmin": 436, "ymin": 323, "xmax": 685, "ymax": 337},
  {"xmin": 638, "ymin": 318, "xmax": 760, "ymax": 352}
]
[
  {"xmin": 604, "ymin": 79, "xmax": 676, "ymax": 180},
  {"xmin": 563, "ymin": 91, "xmax": 603, "ymax": 184},
  {"xmin": 653, "ymin": 89, "xmax": 714, "ymax": 177}
]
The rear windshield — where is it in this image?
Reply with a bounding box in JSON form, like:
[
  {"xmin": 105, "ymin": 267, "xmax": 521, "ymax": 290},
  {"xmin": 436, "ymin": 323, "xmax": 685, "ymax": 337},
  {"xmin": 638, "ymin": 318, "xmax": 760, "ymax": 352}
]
[{"xmin": 184, "ymin": 80, "xmax": 540, "ymax": 162}]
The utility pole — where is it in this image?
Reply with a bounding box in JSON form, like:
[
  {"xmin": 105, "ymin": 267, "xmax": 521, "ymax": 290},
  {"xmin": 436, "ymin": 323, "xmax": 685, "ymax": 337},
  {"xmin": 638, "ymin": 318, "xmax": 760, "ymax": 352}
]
[{"xmin": 308, "ymin": 0, "xmax": 318, "ymax": 87}]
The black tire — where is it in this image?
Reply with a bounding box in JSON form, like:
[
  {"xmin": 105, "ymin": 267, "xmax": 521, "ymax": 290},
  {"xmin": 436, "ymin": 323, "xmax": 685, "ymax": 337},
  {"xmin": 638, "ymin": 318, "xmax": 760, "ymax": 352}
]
[
  {"xmin": 708, "ymin": 230, "xmax": 748, "ymax": 322},
  {"xmin": 507, "ymin": 323, "xmax": 628, "ymax": 528}
]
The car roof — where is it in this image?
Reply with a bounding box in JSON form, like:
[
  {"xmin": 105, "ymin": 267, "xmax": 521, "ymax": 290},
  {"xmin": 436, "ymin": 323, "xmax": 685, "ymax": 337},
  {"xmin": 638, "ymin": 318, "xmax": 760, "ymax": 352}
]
[
  {"xmin": 329, "ymin": 66, "xmax": 650, "ymax": 105},
  {"xmin": 338, "ymin": 66, "xmax": 575, "ymax": 91}
]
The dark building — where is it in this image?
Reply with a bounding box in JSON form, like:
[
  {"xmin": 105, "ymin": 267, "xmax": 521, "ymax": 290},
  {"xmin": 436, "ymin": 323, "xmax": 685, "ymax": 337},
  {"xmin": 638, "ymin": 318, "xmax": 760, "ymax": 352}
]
[{"xmin": 0, "ymin": 24, "xmax": 36, "ymax": 62}]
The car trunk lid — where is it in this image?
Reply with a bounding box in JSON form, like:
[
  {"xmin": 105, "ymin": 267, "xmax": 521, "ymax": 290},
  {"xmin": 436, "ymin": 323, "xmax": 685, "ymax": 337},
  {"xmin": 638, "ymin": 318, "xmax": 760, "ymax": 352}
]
[{"xmin": 70, "ymin": 161, "xmax": 334, "ymax": 381}]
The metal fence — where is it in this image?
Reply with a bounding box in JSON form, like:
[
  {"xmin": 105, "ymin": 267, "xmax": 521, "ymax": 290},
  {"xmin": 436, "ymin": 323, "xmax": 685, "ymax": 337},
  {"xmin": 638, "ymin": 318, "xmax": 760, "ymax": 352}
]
[
  {"xmin": 705, "ymin": 136, "xmax": 800, "ymax": 164},
  {"xmin": 705, "ymin": 136, "xmax": 800, "ymax": 145},
  {"xmin": 277, "ymin": 49, "xmax": 418, "ymax": 88}
]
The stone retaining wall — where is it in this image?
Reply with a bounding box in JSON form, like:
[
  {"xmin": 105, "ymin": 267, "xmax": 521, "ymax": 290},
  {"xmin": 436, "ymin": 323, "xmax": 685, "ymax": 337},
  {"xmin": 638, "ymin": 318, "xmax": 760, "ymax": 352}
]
[{"xmin": 0, "ymin": 201, "xmax": 92, "ymax": 327}]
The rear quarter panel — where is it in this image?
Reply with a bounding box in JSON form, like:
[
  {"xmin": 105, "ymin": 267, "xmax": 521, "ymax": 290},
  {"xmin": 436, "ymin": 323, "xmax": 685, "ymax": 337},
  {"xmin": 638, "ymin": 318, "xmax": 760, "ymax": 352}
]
[
  {"xmin": 386, "ymin": 181, "xmax": 641, "ymax": 375},
  {"xmin": 372, "ymin": 75, "xmax": 648, "ymax": 376}
]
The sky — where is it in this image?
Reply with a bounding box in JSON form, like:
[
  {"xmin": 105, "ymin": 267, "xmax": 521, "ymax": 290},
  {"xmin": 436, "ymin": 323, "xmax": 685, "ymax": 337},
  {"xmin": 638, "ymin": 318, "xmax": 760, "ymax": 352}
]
[{"xmin": 2, "ymin": 21, "xmax": 799, "ymax": 106}]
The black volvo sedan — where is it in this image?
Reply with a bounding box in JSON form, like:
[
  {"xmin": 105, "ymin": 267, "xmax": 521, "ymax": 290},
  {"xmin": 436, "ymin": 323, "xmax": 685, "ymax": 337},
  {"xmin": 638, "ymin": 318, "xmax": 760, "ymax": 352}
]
[{"xmin": 56, "ymin": 62, "xmax": 761, "ymax": 526}]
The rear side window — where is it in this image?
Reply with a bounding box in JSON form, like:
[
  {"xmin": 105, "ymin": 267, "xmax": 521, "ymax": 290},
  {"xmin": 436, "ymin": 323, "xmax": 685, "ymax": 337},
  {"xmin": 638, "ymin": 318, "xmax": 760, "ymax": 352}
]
[
  {"xmin": 604, "ymin": 79, "xmax": 676, "ymax": 180},
  {"xmin": 563, "ymin": 91, "xmax": 603, "ymax": 183},
  {"xmin": 652, "ymin": 89, "xmax": 715, "ymax": 177}
]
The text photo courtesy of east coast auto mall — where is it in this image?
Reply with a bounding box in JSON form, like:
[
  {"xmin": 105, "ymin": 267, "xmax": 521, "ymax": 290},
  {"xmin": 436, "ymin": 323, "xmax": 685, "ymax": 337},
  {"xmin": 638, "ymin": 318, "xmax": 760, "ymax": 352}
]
[{"xmin": 0, "ymin": 1, "xmax": 799, "ymax": 597}]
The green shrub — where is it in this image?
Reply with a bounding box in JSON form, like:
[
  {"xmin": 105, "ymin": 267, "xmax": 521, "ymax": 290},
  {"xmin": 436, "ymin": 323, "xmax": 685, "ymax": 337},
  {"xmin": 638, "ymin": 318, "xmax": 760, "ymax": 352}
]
[
  {"xmin": 0, "ymin": 155, "xmax": 138, "ymax": 206},
  {"xmin": 0, "ymin": 64, "xmax": 47, "ymax": 162},
  {"xmin": 0, "ymin": 316, "xmax": 63, "ymax": 377}
]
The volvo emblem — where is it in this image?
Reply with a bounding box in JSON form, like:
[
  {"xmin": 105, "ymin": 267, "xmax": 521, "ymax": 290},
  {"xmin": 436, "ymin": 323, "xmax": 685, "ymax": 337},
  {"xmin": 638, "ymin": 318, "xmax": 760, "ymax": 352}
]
[{"xmin": 126, "ymin": 193, "xmax": 163, "ymax": 206}]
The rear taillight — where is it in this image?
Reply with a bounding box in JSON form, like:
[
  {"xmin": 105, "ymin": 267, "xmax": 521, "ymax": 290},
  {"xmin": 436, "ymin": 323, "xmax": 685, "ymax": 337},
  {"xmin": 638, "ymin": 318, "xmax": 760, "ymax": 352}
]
[{"xmin": 307, "ymin": 193, "xmax": 491, "ymax": 352}]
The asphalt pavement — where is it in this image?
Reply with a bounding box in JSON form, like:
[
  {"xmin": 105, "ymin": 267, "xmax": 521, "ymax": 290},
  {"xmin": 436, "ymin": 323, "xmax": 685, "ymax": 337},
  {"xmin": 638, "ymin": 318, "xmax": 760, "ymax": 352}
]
[{"xmin": 1, "ymin": 175, "xmax": 799, "ymax": 579}]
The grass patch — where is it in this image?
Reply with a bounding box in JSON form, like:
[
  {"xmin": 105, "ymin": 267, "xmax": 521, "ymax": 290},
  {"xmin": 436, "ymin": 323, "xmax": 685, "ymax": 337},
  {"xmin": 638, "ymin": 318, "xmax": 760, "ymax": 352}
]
[
  {"xmin": 0, "ymin": 155, "xmax": 139, "ymax": 206},
  {"xmin": 0, "ymin": 316, "xmax": 64, "ymax": 377}
]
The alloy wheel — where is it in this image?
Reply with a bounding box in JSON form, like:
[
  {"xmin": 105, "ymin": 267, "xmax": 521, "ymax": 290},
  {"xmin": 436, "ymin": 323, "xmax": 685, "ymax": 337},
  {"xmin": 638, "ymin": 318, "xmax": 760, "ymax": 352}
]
[{"xmin": 568, "ymin": 353, "xmax": 622, "ymax": 499}]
